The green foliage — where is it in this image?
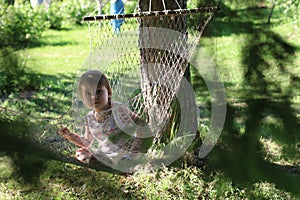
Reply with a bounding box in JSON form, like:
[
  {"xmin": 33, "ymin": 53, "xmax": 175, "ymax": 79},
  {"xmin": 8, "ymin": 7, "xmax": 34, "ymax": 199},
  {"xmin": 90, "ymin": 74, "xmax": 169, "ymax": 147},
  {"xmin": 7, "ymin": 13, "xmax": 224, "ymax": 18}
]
[
  {"xmin": 223, "ymin": 0, "xmax": 262, "ymax": 9},
  {"xmin": 39, "ymin": 0, "xmax": 97, "ymax": 28},
  {"xmin": 43, "ymin": 1, "xmax": 64, "ymax": 29},
  {"xmin": 221, "ymin": 0, "xmax": 299, "ymax": 23},
  {"xmin": 124, "ymin": 0, "xmax": 137, "ymax": 13},
  {"xmin": 62, "ymin": 0, "xmax": 96, "ymax": 25},
  {"xmin": 0, "ymin": 1, "xmax": 48, "ymax": 48},
  {"xmin": 122, "ymin": 167, "xmax": 248, "ymax": 199},
  {"xmin": 250, "ymin": 182, "xmax": 293, "ymax": 199},
  {"xmin": 0, "ymin": 48, "xmax": 41, "ymax": 96},
  {"xmin": 3, "ymin": 0, "xmax": 14, "ymax": 5},
  {"xmin": 191, "ymin": 0, "xmax": 219, "ymax": 7},
  {"xmin": 275, "ymin": 0, "xmax": 300, "ymax": 23}
]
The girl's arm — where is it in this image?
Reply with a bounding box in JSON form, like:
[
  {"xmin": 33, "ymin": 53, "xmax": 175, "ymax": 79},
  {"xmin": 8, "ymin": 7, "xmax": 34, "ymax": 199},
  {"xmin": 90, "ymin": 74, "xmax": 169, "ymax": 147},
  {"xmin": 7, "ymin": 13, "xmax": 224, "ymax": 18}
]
[
  {"xmin": 118, "ymin": 104, "xmax": 146, "ymax": 127},
  {"xmin": 119, "ymin": 105, "xmax": 148, "ymax": 143},
  {"xmin": 58, "ymin": 127, "xmax": 91, "ymax": 148}
]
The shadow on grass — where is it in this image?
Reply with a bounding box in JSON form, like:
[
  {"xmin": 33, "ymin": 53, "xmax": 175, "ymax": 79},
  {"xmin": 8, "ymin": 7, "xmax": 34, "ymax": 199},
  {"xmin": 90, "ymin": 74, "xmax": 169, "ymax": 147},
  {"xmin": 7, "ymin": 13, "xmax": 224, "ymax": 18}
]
[
  {"xmin": 204, "ymin": 28, "xmax": 300, "ymax": 195},
  {"xmin": 0, "ymin": 117, "xmax": 132, "ymax": 199},
  {"xmin": 0, "ymin": 117, "xmax": 56, "ymax": 184},
  {"xmin": 0, "ymin": 69, "xmax": 131, "ymax": 197},
  {"xmin": 1, "ymin": 70, "xmax": 77, "ymax": 115},
  {"xmin": 203, "ymin": 2, "xmax": 283, "ymax": 37},
  {"xmin": 0, "ymin": 68, "xmax": 74, "ymax": 183},
  {"xmin": 0, "ymin": 70, "xmax": 75, "ymax": 185},
  {"xmin": 30, "ymin": 35, "xmax": 79, "ymax": 48}
]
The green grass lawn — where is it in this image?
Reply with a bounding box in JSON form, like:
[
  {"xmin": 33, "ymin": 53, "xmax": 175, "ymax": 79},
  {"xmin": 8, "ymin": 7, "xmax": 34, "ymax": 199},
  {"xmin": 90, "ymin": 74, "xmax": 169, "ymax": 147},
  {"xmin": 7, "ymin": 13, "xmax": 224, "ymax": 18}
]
[
  {"xmin": 26, "ymin": 25, "xmax": 90, "ymax": 75},
  {"xmin": 1, "ymin": 6, "xmax": 300, "ymax": 199}
]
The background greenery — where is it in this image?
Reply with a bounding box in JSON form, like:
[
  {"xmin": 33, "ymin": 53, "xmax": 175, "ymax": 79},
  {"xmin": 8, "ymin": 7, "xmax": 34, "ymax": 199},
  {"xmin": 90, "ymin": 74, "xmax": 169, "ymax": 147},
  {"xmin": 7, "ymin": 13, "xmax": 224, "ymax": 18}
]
[{"xmin": 0, "ymin": 0, "xmax": 299, "ymax": 199}]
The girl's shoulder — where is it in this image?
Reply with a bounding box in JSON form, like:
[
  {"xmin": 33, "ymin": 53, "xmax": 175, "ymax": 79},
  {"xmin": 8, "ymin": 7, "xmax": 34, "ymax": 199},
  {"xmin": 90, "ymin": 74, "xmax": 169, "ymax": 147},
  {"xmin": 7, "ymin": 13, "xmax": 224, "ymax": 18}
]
[
  {"xmin": 111, "ymin": 101, "xmax": 123, "ymax": 107},
  {"xmin": 111, "ymin": 102, "xmax": 131, "ymax": 112}
]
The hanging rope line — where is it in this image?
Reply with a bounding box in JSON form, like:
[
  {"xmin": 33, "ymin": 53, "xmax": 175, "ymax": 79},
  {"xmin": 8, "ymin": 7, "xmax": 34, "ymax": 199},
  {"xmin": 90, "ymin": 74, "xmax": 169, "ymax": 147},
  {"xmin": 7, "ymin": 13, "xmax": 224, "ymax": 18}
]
[{"xmin": 83, "ymin": 7, "xmax": 218, "ymax": 21}]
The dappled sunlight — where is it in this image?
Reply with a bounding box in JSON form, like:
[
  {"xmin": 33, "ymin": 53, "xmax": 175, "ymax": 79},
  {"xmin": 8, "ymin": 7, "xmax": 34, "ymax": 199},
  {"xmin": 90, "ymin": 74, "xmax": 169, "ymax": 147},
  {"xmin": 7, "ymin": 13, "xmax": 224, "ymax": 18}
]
[
  {"xmin": 206, "ymin": 27, "xmax": 300, "ymax": 194},
  {"xmin": 1, "ymin": 0, "xmax": 300, "ymax": 198}
]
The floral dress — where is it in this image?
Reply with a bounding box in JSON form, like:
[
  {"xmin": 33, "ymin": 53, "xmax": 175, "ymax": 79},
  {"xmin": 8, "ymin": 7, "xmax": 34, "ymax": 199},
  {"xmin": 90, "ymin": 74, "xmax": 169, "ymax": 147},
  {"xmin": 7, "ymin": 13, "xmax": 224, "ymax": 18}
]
[{"xmin": 84, "ymin": 103, "xmax": 138, "ymax": 165}]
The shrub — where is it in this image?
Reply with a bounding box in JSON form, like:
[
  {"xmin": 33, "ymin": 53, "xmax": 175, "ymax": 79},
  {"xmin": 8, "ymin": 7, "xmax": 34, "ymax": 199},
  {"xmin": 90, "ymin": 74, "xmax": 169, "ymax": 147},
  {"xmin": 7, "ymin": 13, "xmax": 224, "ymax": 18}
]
[
  {"xmin": 43, "ymin": 1, "xmax": 64, "ymax": 29},
  {"xmin": 0, "ymin": 48, "xmax": 41, "ymax": 96},
  {"xmin": 0, "ymin": 1, "xmax": 48, "ymax": 48},
  {"xmin": 62, "ymin": 0, "xmax": 96, "ymax": 25}
]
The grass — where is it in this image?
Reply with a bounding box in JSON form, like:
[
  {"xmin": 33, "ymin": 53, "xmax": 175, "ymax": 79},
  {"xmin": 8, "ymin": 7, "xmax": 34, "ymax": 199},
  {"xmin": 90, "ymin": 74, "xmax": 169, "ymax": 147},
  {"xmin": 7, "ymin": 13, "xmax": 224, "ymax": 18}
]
[
  {"xmin": 0, "ymin": 154, "xmax": 293, "ymax": 199},
  {"xmin": 26, "ymin": 25, "xmax": 90, "ymax": 75},
  {"xmin": 1, "ymin": 5, "xmax": 300, "ymax": 200}
]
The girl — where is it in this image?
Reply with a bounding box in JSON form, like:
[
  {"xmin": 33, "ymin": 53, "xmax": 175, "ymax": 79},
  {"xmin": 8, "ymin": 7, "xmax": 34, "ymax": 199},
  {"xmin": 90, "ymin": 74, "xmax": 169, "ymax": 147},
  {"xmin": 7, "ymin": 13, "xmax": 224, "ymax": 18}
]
[{"xmin": 58, "ymin": 70, "xmax": 144, "ymax": 165}]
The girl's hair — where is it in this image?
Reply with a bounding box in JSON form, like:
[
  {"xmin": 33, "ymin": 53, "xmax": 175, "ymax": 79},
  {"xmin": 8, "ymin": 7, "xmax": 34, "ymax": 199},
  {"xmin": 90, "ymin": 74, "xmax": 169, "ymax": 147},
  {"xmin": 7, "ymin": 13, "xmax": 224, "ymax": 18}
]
[{"xmin": 78, "ymin": 70, "xmax": 112, "ymax": 105}]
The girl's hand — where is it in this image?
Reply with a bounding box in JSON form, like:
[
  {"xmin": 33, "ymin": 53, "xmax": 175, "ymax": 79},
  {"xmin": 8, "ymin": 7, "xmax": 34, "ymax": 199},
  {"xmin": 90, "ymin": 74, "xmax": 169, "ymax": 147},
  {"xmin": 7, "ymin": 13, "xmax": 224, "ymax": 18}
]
[
  {"xmin": 58, "ymin": 127, "xmax": 71, "ymax": 138},
  {"xmin": 58, "ymin": 127, "xmax": 90, "ymax": 148},
  {"xmin": 76, "ymin": 148, "xmax": 92, "ymax": 164}
]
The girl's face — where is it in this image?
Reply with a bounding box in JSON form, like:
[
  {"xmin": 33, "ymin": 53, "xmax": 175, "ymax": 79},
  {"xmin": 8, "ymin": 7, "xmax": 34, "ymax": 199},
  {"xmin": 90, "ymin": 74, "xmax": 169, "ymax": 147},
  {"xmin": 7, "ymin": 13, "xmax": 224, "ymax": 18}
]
[{"xmin": 81, "ymin": 83, "xmax": 111, "ymax": 112}]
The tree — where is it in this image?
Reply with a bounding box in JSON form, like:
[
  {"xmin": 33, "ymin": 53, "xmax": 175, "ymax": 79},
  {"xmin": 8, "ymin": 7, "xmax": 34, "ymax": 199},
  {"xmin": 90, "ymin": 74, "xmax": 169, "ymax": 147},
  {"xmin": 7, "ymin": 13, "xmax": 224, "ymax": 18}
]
[
  {"xmin": 267, "ymin": 0, "xmax": 300, "ymax": 24},
  {"xmin": 4, "ymin": 0, "xmax": 14, "ymax": 5}
]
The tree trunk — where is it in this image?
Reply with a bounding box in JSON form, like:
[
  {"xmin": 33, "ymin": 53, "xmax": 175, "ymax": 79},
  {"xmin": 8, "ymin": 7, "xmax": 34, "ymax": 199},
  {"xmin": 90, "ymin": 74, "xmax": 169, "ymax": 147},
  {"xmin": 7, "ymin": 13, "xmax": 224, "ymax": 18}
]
[
  {"xmin": 267, "ymin": 2, "xmax": 276, "ymax": 24},
  {"xmin": 96, "ymin": 0, "xmax": 102, "ymax": 15},
  {"xmin": 138, "ymin": 0, "xmax": 188, "ymax": 142}
]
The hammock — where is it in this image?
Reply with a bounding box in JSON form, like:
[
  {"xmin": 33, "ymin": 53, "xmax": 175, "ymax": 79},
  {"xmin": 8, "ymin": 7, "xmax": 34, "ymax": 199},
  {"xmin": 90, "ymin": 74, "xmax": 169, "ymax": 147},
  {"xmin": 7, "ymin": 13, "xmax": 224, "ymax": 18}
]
[{"xmin": 48, "ymin": 0, "xmax": 218, "ymax": 173}]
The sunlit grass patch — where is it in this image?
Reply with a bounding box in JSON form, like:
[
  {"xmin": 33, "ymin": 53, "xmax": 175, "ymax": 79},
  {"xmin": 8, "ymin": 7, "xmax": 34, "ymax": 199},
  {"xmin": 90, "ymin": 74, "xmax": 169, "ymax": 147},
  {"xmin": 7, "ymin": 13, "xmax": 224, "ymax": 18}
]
[
  {"xmin": 0, "ymin": 155, "xmax": 24, "ymax": 200},
  {"xmin": 121, "ymin": 167, "xmax": 248, "ymax": 199},
  {"xmin": 0, "ymin": 157, "xmax": 132, "ymax": 199},
  {"xmin": 36, "ymin": 161, "xmax": 129, "ymax": 199},
  {"xmin": 260, "ymin": 137, "xmax": 286, "ymax": 164},
  {"xmin": 26, "ymin": 25, "xmax": 90, "ymax": 75},
  {"xmin": 250, "ymin": 182, "xmax": 293, "ymax": 199}
]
